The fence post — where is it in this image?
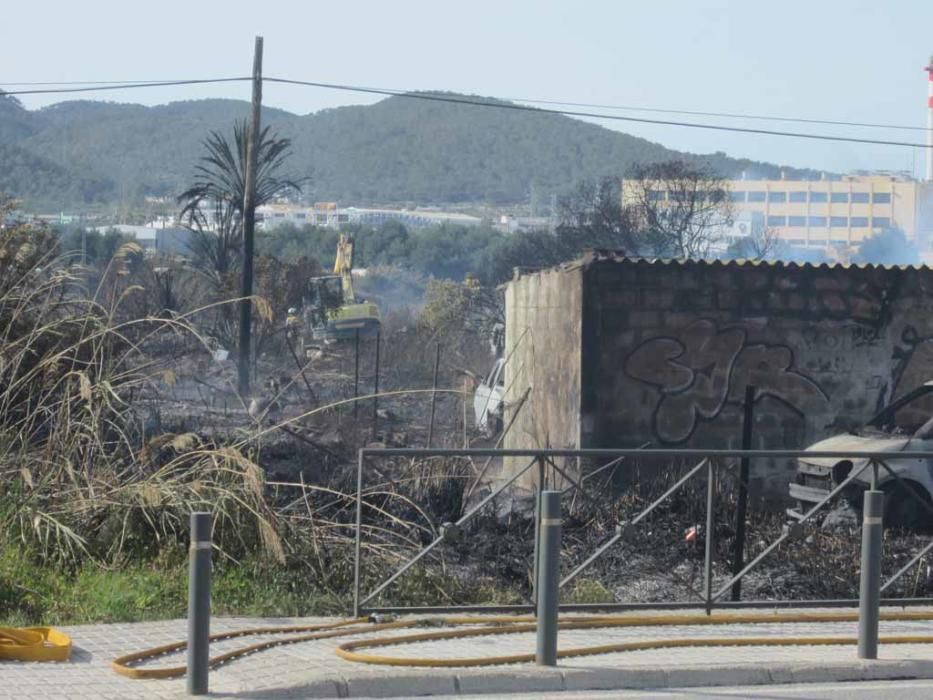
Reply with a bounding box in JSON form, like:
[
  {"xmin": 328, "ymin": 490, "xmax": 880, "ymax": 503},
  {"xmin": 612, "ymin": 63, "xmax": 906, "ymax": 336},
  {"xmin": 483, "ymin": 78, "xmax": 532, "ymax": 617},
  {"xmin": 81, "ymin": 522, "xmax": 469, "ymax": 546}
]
[
  {"xmin": 353, "ymin": 451, "xmax": 365, "ymax": 618},
  {"xmin": 536, "ymin": 490, "xmax": 561, "ymax": 666},
  {"xmin": 427, "ymin": 342, "xmax": 440, "ymax": 447},
  {"xmin": 187, "ymin": 512, "xmax": 212, "ymax": 695},
  {"xmin": 858, "ymin": 484, "xmax": 884, "ymax": 659},
  {"xmin": 532, "ymin": 456, "xmax": 546, "ymax": 608},
  {"xmin": 371, "ymin": 331, "xmax": 381, "ymax": 441},
  {"xmin": 353, "ymin": 329, "xmax": 360, "ymax": 420},
  {"xmin": 704, "ymin": 460, "xmax": 716, "ymax": 615},
  {"xmin": 731, "ymin": 384, "xmax": 755, "ymax": 601}
]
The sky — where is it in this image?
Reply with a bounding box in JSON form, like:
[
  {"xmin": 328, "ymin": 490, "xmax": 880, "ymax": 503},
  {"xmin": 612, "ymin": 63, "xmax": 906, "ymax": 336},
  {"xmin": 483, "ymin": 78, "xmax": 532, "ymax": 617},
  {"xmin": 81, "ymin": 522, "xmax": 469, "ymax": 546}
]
[{"xmin": 3, "ymin": 0, "xmax": 933, "ymax": 177}]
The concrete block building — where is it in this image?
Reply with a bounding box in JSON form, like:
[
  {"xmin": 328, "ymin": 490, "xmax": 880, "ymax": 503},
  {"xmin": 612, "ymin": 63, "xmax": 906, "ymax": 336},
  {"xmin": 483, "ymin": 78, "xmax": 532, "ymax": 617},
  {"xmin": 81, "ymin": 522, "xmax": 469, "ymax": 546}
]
[{"xmin": 502, "ymin": 252, "xmax": 933, "ymax": 493}]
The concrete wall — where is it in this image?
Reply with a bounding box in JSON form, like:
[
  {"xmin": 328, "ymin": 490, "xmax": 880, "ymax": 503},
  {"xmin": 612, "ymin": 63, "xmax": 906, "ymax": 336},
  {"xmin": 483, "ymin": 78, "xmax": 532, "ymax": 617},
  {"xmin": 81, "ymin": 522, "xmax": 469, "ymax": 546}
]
[
  {"xmin": 505, "ymin": 254, "xmax": 933, "ymax": 494},
  {"xmin": 502, "ymin": 264, "xmax": 583, "ymax": 482}
]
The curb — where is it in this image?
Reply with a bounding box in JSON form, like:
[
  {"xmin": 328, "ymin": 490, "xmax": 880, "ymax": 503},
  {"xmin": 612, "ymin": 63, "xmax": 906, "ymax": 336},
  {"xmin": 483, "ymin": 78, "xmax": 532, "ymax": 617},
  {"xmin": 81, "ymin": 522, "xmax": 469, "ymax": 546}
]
[{"xmin": 213, "ymin": 659, "xmax": 933, "ymax": 698}]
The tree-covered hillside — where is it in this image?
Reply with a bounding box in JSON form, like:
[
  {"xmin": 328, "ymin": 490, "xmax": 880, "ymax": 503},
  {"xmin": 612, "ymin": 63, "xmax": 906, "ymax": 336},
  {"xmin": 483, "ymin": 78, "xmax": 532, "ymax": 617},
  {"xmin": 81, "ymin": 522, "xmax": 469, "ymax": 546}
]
[{"xmin": 1, "ymin": 91, "xmax": 815, "ymax": 209}]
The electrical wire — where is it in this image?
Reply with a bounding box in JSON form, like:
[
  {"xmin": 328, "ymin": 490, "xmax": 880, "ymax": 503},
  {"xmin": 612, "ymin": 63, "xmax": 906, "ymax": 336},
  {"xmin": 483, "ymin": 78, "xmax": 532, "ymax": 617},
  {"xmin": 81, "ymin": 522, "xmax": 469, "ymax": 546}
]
[
  {"xmin": 507, "ymin": 96, "xmax": 931, "ymax": 133},
  {"xmin": 1, "ymin": 79, "xmax": 221, "ymax": 86},
  {"xmin": 264, "ymin": 77, "xmax": 933, "ymax": 149},
  {"xmin": 3, "ymin": 75, "xmax": 931, "ymax": 148},
  {"xmin": 4, "ymin": 78, "xmax": 928, "ymax": 134},
  {"xmin": 0, "ymin": 77, "xmax": 250, "ymax": 96}
]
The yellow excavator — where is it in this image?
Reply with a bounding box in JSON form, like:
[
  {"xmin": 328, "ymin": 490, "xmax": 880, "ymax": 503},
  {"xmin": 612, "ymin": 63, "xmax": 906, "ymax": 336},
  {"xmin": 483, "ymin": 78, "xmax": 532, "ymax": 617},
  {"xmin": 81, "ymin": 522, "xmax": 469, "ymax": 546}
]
[{"xmin": 304, "ymin": 233, "xmax": 381, "ymax": 342}]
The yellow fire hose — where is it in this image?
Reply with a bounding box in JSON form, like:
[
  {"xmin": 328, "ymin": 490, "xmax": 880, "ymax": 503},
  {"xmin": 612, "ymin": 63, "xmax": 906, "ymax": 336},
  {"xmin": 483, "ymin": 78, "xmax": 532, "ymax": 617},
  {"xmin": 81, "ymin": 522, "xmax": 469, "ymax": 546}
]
[
  {"xmin": 109, "ymin": 610, "xmax": 933, "ymax": 678},
  {"xmin": 112, "ymin": 618, "xmax": 374, "ymax": 679},
  {"xmin": 0, "ymin": 627, "xmax": 72, "ymax": 662}
]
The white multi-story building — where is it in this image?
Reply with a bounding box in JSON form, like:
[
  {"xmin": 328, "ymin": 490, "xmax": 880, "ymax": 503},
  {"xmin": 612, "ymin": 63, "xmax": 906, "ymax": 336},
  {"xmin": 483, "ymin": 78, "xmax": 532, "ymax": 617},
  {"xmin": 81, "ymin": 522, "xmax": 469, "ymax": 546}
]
[{"xmin": 257, "ymin": 202, "xmax": 482, "ymax": 230}]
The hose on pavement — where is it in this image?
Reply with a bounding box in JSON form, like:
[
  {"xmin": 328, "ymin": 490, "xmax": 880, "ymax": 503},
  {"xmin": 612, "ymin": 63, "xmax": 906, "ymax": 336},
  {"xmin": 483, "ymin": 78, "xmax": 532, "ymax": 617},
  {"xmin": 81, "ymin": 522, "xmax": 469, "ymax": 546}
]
[
  {"xmin": 0, "ymin": 626, "xmax": 72, "ymax": 662},
  {"xmin": 111, "ymin": 609, "xmax": 933, "ymax": 678}
]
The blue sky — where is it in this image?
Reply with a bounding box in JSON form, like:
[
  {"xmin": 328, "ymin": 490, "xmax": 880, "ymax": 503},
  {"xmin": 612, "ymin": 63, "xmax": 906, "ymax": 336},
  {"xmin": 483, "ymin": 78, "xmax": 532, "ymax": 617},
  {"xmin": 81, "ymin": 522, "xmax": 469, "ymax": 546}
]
[{"xmin": 3, "ymin": 0, "xmax": 932, "ymax": 176}]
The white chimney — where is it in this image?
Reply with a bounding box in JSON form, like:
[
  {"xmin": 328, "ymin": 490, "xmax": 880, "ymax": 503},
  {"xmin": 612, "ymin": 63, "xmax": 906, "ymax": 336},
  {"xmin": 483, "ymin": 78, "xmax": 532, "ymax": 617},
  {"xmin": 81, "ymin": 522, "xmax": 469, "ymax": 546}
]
[{"xmin": 926, "ymin": 54, "xmax": 933, "ymax": 182}]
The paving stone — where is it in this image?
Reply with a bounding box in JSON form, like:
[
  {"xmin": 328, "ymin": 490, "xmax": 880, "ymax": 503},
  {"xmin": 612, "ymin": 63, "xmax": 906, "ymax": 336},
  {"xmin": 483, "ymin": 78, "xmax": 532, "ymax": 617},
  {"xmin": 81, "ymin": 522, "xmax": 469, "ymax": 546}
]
[
  {"xmin": 773, "ymin": 658, "xmax": 919, "ymax": 684},
  {"xmin": 893, "ymin": 659, "xmax": 933, "ymax": 679},
  {"xmin": 664, "ymin": 663, "xmax": 772, "ymax": 688},
  {"xmin": 345, "ymin": 673, "xmax": 456, "ymax": 697},
  {"xmin": 857, "ymin": 659, "xmax": 927, "ymax": 681},
  {"xmin": 561, "ymin": 666, "xmax": 669, "ymax": 690},
  {"xmin": 456, "ymin": 668, "xmax": 564, "ymax": 694}
]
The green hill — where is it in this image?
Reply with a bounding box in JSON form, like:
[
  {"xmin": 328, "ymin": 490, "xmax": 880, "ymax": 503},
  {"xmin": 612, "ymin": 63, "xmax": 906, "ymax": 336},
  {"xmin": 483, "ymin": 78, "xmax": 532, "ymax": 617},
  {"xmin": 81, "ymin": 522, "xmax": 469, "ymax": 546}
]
[{"xmin": 0, "ymin": 91, "xmax": 815, "ymax": 210}]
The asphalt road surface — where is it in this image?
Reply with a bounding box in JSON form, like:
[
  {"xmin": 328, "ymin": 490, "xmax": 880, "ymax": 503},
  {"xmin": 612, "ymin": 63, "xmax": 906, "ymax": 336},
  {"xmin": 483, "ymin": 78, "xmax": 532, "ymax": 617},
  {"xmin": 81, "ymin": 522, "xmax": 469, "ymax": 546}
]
[{"xmin": 427, "ymin": 679, "xmax": 933, "ymax": 699}]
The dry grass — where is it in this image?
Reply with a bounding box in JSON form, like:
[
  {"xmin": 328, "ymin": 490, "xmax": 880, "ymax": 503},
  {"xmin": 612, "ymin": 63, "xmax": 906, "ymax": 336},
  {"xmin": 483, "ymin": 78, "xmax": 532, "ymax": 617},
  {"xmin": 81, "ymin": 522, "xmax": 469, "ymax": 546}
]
[
  {"xmin": 0, "ymin": 221, "xmax": 483, "ymax": 614},
  {"xmin": 0, "ymin": 230, "xmax": 285, "ymax": 569}
]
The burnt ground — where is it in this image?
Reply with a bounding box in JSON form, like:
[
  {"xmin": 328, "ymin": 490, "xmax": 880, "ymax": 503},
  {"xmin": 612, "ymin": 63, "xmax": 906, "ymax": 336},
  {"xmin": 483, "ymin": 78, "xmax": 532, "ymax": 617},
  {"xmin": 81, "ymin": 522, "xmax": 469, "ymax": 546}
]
[{"xmin": 139, "ymin": 324, "xmax": 933, "ymax": 611}]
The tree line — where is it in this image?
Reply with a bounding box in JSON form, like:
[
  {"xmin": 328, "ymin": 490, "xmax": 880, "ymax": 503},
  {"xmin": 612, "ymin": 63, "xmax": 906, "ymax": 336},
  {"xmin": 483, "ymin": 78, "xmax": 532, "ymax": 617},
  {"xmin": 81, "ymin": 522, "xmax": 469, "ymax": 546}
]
[
  {"xmin": 48, "ymin": 115, "xmax": 920, "ymax": 306},
  {"xmin": 2, "ymin": 90, "xmax": 812, "ymax": 210}
]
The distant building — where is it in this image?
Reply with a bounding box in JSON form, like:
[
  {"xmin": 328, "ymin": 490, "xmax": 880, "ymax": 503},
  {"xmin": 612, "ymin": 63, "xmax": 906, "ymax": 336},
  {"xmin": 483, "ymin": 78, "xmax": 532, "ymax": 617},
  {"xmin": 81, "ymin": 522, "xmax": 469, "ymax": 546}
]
[
  {"xmin": 92, "ymin": 225, "xmax": 191, "ymax": 255},
  {"xmin": 622, "ymin": 173, "xmax": 933, "ymax": 252},
  {"xmin": 494, "ymin": 215, "xmax": 552, "ymax": 234},
  {"xmin": 257, "ymin": 202, "xmax": 483, "ymax": 230},
  {"xmin": 258, "ymin": 202, "xmax": 350, "ymax": 228}
]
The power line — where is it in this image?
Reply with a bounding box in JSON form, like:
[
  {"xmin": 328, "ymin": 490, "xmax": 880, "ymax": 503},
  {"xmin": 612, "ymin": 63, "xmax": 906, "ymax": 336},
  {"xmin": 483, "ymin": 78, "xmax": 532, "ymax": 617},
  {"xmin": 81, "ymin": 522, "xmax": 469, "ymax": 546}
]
[
  {"xmin": 0, "ymin": 77, "xmax": 250, "ymax": 96},
  {"xmin": 3, "ymin": 75, "xmax": 931, "ymax": 149},
  {"xmin": 5, "ymin": 78, "xmax": 927, "ymax": 134},
  {"xmin": 1, "ymin": 79, "xmax": 210, "ymax": 86},
  {"xmin": 265, "ymin": 77, "xmax": 933, "ymax": 149},
  {"xmin": 506, "ymin": 97, "xmax": 930, "ymax": 133}
]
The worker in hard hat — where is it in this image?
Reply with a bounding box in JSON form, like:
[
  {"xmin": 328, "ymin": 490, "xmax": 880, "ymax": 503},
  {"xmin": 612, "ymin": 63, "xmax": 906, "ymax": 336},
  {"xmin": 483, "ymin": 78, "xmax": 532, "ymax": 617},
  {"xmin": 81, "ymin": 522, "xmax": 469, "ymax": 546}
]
[{"xmin": 285, "ymin": 307, "xmax": 300, "ymax": 341}]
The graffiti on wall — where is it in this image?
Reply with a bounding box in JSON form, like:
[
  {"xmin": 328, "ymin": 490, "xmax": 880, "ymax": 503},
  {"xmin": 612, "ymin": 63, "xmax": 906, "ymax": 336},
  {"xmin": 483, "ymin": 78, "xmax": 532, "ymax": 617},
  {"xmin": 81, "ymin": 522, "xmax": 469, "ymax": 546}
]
[
  {"xmin": 886, "ymin": 325, "xmax": 933, "ymax": 409},
  {"xmin": 624, "ymin": 319, "xmax": 831, "ymax": 444}
]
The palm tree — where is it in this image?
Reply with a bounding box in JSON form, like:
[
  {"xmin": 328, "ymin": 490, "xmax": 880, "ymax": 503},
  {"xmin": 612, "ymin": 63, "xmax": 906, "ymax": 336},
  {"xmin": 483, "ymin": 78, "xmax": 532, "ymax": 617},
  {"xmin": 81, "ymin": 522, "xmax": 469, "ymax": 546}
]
[{"xmin": 178, "ymin": 120, "xmax": 303, "ymax": 288}]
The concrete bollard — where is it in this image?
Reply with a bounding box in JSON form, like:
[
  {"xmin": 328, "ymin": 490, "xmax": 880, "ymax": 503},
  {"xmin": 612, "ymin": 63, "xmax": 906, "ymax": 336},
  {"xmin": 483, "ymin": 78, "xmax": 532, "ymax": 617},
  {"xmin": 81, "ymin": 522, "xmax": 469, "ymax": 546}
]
[
  {"xmin": 187, "ymin": 512, "xmax": 212, "ymax": 695},
  {"xmin": 858, "ymin": 490, "xmax": 883, "ymax": 660},
  {"xmin": 536, "ymin": 491, "xmax": 561, "ymax": 666}
]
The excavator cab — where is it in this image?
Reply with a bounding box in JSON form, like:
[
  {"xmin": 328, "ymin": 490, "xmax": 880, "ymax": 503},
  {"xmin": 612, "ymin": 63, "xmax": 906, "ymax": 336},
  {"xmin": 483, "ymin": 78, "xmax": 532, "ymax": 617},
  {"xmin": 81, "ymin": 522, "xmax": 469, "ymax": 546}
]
[
  {"xmin": 307, "ymin": 275, "xmax": 343, "ymax": 325},
  {"xmin": 304, "ymin": 233, "xmax": 381, "ymax": 342}
]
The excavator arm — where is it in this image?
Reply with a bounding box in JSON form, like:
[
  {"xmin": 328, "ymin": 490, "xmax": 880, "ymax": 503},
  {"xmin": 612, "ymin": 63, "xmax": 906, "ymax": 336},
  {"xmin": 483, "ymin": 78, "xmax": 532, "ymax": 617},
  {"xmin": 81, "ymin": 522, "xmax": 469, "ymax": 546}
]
[{"xmin": 333, "ymin": 233, "xmax": 356, "ymax": 304}]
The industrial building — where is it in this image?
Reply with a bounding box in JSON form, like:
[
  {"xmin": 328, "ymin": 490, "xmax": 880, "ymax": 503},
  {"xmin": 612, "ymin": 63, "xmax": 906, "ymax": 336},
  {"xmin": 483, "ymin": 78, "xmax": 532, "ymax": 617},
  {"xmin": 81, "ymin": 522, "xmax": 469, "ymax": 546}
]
[
  {"xmin": 620, "ymin": 57, "xmax": 933, "ymax": 255},
  {"xmin": 621, "ymin": 172, "xmax": 933, "ymax": 252},
  {"xmin": 724, "ymin": 173, "xmax": 933, "ymax": 248}
]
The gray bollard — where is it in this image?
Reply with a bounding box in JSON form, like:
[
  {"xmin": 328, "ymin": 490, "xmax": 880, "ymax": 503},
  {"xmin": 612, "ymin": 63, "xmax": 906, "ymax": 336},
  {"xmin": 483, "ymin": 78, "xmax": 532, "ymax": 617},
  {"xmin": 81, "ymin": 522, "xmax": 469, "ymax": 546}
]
[
  {"xmin": 536, "ymin": 491, "xmax": 561, "ymax": 666},
  {"xmin": 858, "ymin": 490, "xmax": 883, "ymax": 660},
  {"xmin": 187, "ymin": 512, "xmax": 212, "ymax": 695}
]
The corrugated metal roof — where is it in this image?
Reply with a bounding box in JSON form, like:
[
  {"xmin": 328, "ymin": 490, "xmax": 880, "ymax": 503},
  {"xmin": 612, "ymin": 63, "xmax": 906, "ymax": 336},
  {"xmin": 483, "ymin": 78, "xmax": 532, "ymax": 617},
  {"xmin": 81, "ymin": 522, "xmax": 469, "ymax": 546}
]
[
  {"xmin": 564, "ymin": 249, "xmax": 931, "ymax": 273},
  {"xmin": 507, "ymin": 251, "xmax": 933, "ymax": 284}
]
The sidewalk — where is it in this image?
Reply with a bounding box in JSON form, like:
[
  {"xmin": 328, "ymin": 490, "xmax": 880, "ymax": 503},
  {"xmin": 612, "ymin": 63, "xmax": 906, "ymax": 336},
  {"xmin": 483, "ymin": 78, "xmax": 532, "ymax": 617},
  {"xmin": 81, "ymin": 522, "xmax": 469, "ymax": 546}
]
[{"xmin": 4, "ymin": 608, "xmax": 933, "ymax": 699}]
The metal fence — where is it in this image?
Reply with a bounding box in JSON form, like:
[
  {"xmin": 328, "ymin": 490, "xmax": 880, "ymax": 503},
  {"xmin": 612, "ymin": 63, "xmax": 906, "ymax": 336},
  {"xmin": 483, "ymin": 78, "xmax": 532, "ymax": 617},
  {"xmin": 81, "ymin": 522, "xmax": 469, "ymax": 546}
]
[{"xmin": 352, "ymin": 447, "xmax": 933, "ymax": 617}]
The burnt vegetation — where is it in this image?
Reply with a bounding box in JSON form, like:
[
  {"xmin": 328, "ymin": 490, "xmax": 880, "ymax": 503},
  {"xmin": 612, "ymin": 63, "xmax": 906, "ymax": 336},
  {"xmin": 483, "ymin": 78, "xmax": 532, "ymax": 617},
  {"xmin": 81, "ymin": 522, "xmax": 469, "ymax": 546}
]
[
  {"xmin": 0, "ymin": 107, "xmax": 927, "ymax": 624},
  {"xmin": 3, "ymin": 185, "xmax": 931, "ymax": 624}
]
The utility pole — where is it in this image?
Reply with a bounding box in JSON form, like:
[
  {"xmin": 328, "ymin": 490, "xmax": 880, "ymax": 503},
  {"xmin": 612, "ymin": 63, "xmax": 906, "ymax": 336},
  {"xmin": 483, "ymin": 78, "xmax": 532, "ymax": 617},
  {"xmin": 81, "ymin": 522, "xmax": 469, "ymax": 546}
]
[{"xmin": 238, "ymin": 36, "xmax": 263, "ymax": 396}]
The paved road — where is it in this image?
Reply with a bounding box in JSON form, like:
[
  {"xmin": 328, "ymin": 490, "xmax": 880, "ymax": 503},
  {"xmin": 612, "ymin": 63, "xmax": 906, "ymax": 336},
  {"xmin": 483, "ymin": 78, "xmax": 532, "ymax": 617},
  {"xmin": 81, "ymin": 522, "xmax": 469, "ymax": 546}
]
[{"xmin": 443, "ymin": 679, "xmax": 933, "ymax": 698}]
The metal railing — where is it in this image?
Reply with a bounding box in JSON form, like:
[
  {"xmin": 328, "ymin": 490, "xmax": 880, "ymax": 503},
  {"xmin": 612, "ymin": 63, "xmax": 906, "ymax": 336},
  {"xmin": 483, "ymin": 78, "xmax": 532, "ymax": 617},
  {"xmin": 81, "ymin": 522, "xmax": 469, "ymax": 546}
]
[{"xmin": 352, "ymin": 447, "xmax": 933, "ymax": 617}]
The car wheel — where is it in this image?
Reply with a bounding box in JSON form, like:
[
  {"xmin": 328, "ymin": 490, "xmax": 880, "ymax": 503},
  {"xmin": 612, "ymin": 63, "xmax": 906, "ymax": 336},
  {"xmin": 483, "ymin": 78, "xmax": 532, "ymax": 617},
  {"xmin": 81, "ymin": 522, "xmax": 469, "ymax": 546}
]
[{"xmin": 882, "ymin": 480, "xmax": 933, "ymax": 532}]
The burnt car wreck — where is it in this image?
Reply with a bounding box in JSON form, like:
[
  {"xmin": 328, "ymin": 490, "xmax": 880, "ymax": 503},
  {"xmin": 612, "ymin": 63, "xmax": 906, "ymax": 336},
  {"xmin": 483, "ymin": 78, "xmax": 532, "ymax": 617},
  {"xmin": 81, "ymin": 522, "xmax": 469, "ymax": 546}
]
[{"xmin": 789, "ymin": 381, "xmax": 933, "ymax": 530}]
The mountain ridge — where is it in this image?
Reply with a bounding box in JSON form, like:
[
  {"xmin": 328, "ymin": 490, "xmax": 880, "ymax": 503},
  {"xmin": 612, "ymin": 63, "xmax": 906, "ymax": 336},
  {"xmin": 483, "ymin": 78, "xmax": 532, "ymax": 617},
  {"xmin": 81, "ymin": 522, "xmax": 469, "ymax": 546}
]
[{"xmin": 0, "ymin": 92, "xmax": 818, "ymax": 210}]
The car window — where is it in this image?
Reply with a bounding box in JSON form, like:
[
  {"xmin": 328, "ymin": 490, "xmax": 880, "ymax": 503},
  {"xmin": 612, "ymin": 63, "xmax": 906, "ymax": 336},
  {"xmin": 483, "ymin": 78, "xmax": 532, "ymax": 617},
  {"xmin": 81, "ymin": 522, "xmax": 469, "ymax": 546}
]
[{"xmin": 879, "ymin": 389, "xmax": 933, "ymax": 434}]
